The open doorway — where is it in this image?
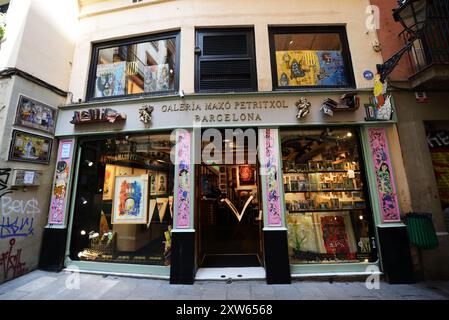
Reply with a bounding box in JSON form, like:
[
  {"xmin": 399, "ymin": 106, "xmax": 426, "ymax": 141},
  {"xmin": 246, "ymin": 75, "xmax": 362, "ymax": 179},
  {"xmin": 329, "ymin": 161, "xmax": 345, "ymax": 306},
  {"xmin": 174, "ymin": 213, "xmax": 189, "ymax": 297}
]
[{"xmin": 196, "ymin": 128, "xmax": 263, "ymax": 268}]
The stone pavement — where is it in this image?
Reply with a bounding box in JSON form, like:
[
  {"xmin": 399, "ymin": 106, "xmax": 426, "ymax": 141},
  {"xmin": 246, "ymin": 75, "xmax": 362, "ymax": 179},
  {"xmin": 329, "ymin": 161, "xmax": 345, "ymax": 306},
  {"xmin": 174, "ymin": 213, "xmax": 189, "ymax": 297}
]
[{"xmin": 0, "ymin": 270, "xmax": 449, "ymax": 300}]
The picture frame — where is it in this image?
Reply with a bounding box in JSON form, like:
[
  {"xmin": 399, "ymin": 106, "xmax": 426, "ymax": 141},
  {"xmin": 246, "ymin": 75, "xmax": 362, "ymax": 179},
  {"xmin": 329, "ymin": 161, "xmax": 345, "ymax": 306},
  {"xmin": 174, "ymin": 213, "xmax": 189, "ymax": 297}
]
[
  {"xmin": 14, "ymin": 95, "xmax": 58, "ymax": 135},
  {"xmin": 340, "ymin": 201, "xmax": 353, "ymax": 209},
  {"xmin": 156, "ymin": 172, "xmax": 168, "ymax": 195},
  {"xmin": 333, "ymin": 182, "xmax": 344, "ymax": 190},
  {"xmin": 308, "ymin": 161, "xmax": 318, "ymax": 172},
  {"xmin": 149, "ymin": 172, "xmax": 157, "ymax": 195},
  {"xmin": 320, "ymin": 182, "xmax": 332, "ymax": 191},
  {"xmin": 324, "ymin": 160, "xmax": 334, "ymax": 171},
  {"xmin": 364, "ymin": 104, "xmax": 376, "ymax": 120},
  {"xmin": 354, "ymin": 201, "xmax": 366, "ymax": 209},
  {"xmin": 333, "ymin": 162, "xmax": 345, "ymax": 171},
  {"xmin": 102, "ymin": 164, "xmax": 116, "ymax": 200},
  {"xmin": 112, "ymin": 174, "xmax": 148, "ymax": 224},
  {"xmin": 331, "ymin": 198, "xmax": 340, "ymax": 209},
  {"xmin": 237, "ymin": 165, "xmax": 256, "ymax": 188},
  {"xmin": 351, "ymin": 191, "xmax": 364, "ymax": 199},
  {"xmin": 8, "ymin": 130, "xmax": 53, "ymax": 164}
]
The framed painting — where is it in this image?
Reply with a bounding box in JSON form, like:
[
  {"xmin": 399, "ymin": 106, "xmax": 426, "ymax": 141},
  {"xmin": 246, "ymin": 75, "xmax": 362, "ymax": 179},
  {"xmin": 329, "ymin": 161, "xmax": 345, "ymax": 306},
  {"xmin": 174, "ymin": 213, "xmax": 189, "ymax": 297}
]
[
  {"xmin": 112, "ymin": 174, "xmax": 148, "ymax": 224},
  {"xmin": 9, "ymin": 130, "xmax": 53, "ymax": 164},
  {"xmin": 102, "ymin": 164, "xmax": 116, "ymax": 200},
  {"xmin": 237, "ymin": 165, "xmax": 256, "ymax": 189},
  {"xmin": 14, "ymin": 95, "xmax": 58, "ymax": 134},
  {"xmin": 156, "ymin": 172, "xmax": 168, "ymax": 195}
]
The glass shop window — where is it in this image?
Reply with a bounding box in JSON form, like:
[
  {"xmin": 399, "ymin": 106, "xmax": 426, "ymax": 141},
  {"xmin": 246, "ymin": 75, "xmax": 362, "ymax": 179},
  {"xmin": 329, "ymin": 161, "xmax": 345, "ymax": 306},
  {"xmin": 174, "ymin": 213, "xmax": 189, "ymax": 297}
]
[
  {"xmin": 70, "ymin": 133, "xmax": 174, "ymax": 266},
  {"xmin": 269, "ymin": 27, "xmax": 355, "ymax": 89},
  {"xmin": 281, "ymin": 128, "xmax": 378, "ymax": 265},
  {"xmin": 88, "ymin": 32, "xmax": 178, "ymax": 100}
]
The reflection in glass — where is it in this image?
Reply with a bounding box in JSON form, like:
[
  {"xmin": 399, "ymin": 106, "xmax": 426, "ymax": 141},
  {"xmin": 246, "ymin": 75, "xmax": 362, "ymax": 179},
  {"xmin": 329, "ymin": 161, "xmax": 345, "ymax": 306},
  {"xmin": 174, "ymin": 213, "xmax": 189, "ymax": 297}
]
[{"xmin": 94, "ymin": 38, "xmax": 176, "ymax": 98}]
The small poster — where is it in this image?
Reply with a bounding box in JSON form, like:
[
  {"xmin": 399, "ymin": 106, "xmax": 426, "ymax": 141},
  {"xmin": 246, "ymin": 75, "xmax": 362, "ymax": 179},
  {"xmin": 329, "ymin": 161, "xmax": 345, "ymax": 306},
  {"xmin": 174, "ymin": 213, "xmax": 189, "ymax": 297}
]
[
  {"xmin": 102, "ymin": 164, "xmax": 116, "ymax": 201},
  {"xmin": 95, "ymin": 61, "xmax": 126, "ymax": 97},
  {"xmin": 156, "ymin": 172, "xmax": 167, "ymax": 195}
]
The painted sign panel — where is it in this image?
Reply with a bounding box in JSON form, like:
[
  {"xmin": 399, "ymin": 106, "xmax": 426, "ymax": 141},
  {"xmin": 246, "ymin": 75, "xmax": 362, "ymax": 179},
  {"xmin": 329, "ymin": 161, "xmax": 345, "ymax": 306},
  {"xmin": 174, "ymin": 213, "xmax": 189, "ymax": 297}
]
[
  {"xmin": 367, "ymin": 128, "xmax": 401, "ymax": 223},
  {"xmin": 260, "ymin": 129, "xmax": 283, "ymax": 227},
  {"xmin": 175, "ymin": 130, "xmax": 192, "ymax": 229},
  {"xmin": 48, "ymin": 139, "xmax": 75, "ymax": 225}
]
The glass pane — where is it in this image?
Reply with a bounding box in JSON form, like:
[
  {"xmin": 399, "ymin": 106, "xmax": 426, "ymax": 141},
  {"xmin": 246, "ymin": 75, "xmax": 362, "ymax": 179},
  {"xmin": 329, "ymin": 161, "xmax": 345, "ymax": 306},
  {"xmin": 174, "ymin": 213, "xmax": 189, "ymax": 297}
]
[
  {"xmin": 70, "ymin": 133, "xmax": 174, "ymax": 266},
  {"xmin": 94, "ymin": 38, "xmax": 176, "ymax": 98},
  {"xmin": 273, "ymin": 33, "xmax": 349, "ymax": 87},
  {"xmin": 281, "ymin": 128, "xmax": 378, "ymax": 264}
]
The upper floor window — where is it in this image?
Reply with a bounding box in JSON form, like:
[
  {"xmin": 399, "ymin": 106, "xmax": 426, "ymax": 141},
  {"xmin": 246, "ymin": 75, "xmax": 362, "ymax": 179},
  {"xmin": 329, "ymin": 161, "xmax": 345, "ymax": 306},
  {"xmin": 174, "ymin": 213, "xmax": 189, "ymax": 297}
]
[
  {"xmin": 87, "ymin": 32, "xmax": 179, "ymax": 100},
  {"xmin": 195, "ymin": 28, "xmax": 257, "ymax": 93},
  {"xmin": 269, "ymin": 27, "xmax": 355, "ymax": 90},
  {"xmin": 0, "ymin": 1, "xmax": 9, "ymax": 14}
]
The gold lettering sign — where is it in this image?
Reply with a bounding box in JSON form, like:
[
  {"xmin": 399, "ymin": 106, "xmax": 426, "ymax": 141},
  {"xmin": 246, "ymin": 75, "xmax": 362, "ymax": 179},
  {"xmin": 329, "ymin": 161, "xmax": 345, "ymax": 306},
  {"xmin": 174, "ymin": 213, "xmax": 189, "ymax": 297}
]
[{"xmin": 161, "ymin": 100, "xmax": 289, "ymax": 123}]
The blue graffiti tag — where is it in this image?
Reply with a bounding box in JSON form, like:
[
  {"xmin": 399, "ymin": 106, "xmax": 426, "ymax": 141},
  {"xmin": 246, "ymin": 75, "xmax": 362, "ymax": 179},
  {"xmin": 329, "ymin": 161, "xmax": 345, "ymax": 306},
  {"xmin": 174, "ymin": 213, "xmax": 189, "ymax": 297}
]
[{"xmin": 0, "ymin": 216, "xmax": 34, "ymax": 239}]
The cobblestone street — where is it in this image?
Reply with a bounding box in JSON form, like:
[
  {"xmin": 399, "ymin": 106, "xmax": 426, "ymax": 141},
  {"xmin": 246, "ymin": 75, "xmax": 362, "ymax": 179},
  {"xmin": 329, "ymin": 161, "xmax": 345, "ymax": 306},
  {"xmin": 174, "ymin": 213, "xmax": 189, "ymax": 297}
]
[{"xmin": 1, "ymin": 270, "xmax": 448, "ymax": 300}]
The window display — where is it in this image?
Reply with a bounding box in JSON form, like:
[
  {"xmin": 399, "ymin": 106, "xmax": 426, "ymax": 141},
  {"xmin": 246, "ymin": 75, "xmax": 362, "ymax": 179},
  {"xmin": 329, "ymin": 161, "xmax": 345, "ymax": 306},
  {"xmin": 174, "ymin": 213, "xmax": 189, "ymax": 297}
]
[
  {"xmin": 70, "ymin": 133, "xmax": 174, "ymax": 266},
  {"xmin": 269, "ymin": 27, "xmax": 354, "ymax": 89},
  {"xmin": 89, "ymin": 33, "xmax": 178, "ymax": 99},
  {"xmin": 281, "ymin": 128, "xmax": 377, "ymax": 264}
]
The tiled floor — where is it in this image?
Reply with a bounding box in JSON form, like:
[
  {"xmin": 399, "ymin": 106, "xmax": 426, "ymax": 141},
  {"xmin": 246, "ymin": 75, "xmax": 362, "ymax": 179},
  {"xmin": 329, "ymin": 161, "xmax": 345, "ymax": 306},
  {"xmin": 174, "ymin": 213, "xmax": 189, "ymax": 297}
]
[{"xmin": 0, "ymin": 270, "xmax": 448, "ymax": 300}]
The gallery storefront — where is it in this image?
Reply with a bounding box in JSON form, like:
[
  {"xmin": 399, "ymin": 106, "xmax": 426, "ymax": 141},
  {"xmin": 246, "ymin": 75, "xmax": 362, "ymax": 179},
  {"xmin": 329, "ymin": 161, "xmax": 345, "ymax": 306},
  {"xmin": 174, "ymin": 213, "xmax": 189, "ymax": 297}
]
[{"xmin": 38, "ymin": 90, "xmax": 410, "ymax": 284}]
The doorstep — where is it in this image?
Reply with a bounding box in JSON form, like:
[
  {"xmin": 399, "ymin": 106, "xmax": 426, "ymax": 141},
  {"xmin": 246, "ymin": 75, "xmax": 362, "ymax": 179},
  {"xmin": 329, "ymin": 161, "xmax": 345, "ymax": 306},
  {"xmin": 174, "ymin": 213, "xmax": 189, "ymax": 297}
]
[{"xmin": 195, "ymin": 267, "xmax": 266, "ymax": 281}]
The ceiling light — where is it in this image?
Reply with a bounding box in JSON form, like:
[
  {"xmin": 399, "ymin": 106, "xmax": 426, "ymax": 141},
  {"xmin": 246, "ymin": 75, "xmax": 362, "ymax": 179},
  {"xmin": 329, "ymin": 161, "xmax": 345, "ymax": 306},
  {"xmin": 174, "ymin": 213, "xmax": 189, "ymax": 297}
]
[{"xmin": 347, "ymin": 132, "xmax": 353, "ymax": 137}]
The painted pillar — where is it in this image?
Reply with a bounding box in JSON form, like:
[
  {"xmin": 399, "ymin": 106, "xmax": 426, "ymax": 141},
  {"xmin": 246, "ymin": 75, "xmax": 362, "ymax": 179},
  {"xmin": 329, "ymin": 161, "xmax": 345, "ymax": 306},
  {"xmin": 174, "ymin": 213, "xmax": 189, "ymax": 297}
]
[
  {"xmin": 39, "ymin": 138, "xmax": 77, "ymax": 271},
  {"xmin": 362, "ymin": 126, "xmax": 414, "ymax": 284},
  {"xmin": 258, "ymin": 128, "xmax": 291, "ymax": 284},
  {"xmin": 170, "ymin": 129, "xmax": 196, "ymax": 284}
]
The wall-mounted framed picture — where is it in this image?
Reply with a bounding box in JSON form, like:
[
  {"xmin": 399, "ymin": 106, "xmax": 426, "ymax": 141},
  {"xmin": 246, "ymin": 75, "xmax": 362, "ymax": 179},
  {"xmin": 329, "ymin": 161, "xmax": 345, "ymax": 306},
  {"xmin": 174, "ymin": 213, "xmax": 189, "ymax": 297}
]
[
  {"xmin": 8, "ymin": 130, "xmax": 53, "ymax": 164},
  {"xmin": 237, "ymin": 165, "xmax": 256, "ymax": 189},
  {"xmin": 112, "ymin": 174, "xmax": 148, "ymax": 224},
  {"xmin": 156, "ymin": 172, "xmax": 168, "ymax": 195},
  {"xmin": 102, "ymin": 164, "xmax": 116, "ymax": 200},
  {"xmin": 14, "ymin": 95, "xmax": 58, "ymax": 135}
]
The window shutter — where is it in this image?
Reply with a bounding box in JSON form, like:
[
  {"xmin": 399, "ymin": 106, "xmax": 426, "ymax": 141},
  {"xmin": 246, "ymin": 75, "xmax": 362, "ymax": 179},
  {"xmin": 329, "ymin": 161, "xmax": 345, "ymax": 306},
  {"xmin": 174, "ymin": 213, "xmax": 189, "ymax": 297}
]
[{"xmin": 196, "ymin": 30, "xmax": 257, "ymax": 92}]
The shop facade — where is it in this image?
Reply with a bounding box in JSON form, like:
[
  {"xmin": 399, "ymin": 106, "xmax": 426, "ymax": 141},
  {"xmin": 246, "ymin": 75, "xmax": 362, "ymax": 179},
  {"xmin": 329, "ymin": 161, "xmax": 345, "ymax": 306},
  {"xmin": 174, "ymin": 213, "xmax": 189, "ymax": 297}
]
[{"xmin": 38, "ymin": 0, "xmax": 415, "ymax": 284}]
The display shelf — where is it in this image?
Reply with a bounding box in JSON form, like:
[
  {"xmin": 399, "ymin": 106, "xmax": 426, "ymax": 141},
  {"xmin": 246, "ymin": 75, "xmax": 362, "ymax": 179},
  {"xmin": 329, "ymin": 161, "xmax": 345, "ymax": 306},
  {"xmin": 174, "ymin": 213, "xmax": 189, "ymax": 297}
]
[
  {"xmin": 284, "ymin": 170, "xmax": 360, "ymax": 174},
  {"xmin": 285, "ymin": 189, "xmax": 364, "ymax": 193},
  {"xmin": 288, "ymin": 208, "xmax": 366, "ymax": 213}
]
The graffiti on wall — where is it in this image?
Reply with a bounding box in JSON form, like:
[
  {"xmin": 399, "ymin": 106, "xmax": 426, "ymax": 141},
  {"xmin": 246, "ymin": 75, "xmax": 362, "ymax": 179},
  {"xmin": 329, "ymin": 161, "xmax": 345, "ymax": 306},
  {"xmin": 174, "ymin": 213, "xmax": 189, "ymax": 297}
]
[
  {"xmin": 0, "ymin": 196, "xmax": 39, "ymax": 239},
  {"xmin": 367, "ymin": 128, "xmax": 401, "ymax": 223},
  {"xmin": 0, "ymin": 168, "xmax": 13, "ymax": 199},
  {"xmin": 0, "ymin": 238, "xmax": 28, "ymax": 281}
]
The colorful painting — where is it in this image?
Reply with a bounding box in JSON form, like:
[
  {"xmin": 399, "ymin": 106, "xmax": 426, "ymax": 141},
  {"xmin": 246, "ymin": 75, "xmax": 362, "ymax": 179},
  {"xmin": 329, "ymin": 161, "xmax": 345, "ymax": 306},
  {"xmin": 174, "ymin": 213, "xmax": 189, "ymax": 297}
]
[
  {"xmin": 9, "ymin": 130, "xmax": 53, "ymax": 164},
  {"xmin": 276, "ymin": 50, "xmax": 348, "ymax": 87},
  {"xmin": 368, "ymin": 128, "xmax": 401, "ymax": 222},
  {"xmin": 112, "ymin": 175, "xmax": 148, "ymax": 224},
  {"xmin": 260, "ymin": 129, "xmax": 282, "ymax": 227},
  {"xmin": 102, "ymin": 164, "xmax": 115, "ymax": 200},
  {"xmin": 175, "ymin": 130, "xmax": 191, "ymax": 228},
  {"xmin": 48, "ymin": 139, "xmax": 74, "ymax": 225},
  {"xmin": 144, "ymin": 64, "xmax": 170, "ymax": 93},
  {"xmin": 238, "ymin": 165, "xmax": 256, "ymax": 187},
  {"xmin": 95, "ymin": 61, "xmax": 126, "ymax": 97},
  {"xmin": 320, "ymin": 215, "xmax": 351, "ymax": 257},
  {"xmin": 14, "ymin": 95, "xmax": 58, "ymax": 134}
]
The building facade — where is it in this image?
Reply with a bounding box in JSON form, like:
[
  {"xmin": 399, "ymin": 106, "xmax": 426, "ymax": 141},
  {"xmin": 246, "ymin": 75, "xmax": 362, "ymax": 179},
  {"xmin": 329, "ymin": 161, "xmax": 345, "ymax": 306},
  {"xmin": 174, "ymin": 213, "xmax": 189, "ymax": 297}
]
[
  {"xmin": 371, "ymin": 0, "xmax": 449, "ymax": 280},
  {"xmin": 0, "ymin": 0, "xmax": 77, "ymax": 284},
  {"xmin": 4, "ymin": 0, "xmax": 443, "ymax": 286}
]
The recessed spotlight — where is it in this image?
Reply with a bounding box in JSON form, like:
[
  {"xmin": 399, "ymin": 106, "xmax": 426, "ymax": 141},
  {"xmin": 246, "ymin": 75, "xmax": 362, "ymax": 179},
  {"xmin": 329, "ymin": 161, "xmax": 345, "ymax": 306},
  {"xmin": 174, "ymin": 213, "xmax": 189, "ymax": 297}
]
[
  {"xmin": 80, "ymin": 230, "xmax": 86, "ymax": 235},
  {"xmin": 346, "ymin": 132, "xmax": 353, "ymax": 137}
]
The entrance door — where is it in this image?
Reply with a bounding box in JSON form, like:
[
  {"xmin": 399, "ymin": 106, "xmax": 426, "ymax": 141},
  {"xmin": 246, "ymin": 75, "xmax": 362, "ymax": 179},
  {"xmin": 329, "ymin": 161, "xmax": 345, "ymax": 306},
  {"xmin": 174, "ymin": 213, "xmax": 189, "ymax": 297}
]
[{"xmin": 196, "ymin": 129, "xmax": 263, "ymax": 268}]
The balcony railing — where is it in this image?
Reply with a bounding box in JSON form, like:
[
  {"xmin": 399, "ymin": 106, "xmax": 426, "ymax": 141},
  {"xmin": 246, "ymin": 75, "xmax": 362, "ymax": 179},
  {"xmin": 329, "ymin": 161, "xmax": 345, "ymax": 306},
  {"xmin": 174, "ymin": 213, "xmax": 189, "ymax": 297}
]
[{"xmin": 401, "ymin": 0, "xmax": 449, "ymax": 74}]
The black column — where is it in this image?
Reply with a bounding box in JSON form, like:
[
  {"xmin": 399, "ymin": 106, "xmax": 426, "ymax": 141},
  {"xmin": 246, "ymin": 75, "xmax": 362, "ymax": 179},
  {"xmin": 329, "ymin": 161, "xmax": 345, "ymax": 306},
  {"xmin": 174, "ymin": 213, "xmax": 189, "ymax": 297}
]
[
  {"xmin": 377, "ymin": 225, "xmax": 415, "ymax": 284},
  {"xmin": 38, "ymin": 228, "xmax": 68, "ymax": 272},
  {"xmin": 170, "ymin": 230, "xmax": 195, "ymax": 284},
  {"xmin": 263, "ymin": 229, "xmax": 291, "ymax": 284}
]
